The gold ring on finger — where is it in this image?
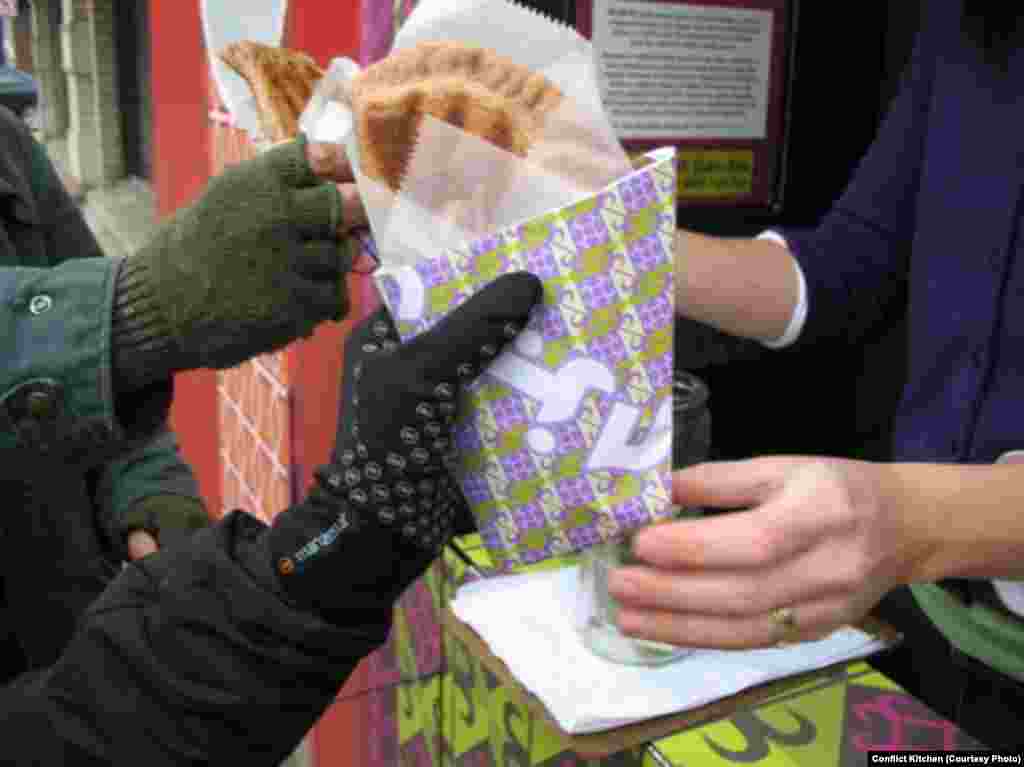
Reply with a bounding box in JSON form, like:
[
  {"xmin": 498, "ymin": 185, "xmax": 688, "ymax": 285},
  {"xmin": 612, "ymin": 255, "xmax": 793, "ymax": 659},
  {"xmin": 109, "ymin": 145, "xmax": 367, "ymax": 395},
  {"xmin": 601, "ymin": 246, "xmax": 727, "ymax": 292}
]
[{"xmin": 769, "ymin": 606, "xmax": 799, "ymax": 646}]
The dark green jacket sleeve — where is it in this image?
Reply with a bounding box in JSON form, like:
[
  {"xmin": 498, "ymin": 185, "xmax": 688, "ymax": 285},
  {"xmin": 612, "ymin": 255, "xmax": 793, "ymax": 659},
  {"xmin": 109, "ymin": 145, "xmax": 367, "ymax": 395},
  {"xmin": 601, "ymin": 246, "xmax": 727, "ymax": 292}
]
[
  {"xmin": 95, "ymin": 426, "xmax": 209, "ymax": 552},
  {"xmin": 26, "ymin": 116, "xmax": 207, "ymax": 533},
  {"xmin": 0, "ymin": 256, "xmax": 130, "ymax": 450},
  {"xmin": 0, "ymin": 107, "xmax": 204, "ymax": 530},
  {"xmin": 0, "ymin": 105, "xmax": 154, "ymax": 448}
]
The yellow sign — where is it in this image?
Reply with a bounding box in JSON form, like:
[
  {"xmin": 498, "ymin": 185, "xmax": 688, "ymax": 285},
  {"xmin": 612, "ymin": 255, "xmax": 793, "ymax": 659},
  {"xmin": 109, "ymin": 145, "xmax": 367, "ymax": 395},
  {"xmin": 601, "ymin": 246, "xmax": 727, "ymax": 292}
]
[{"xmin": 678, "ymin": 149, "xmax": 755, "ymax": 199}]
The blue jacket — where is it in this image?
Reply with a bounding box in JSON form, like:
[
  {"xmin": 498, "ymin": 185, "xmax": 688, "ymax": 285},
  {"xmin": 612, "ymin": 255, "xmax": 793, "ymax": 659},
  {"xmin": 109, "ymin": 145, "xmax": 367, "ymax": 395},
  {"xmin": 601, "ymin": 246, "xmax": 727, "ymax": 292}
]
[
  {"xmin": 784, "ymin": 0, "xmax": 1023, "ymax": 466},
  {"xmin": 780, "ymin": 0, "xmax": 1024, "ymax": 676}
]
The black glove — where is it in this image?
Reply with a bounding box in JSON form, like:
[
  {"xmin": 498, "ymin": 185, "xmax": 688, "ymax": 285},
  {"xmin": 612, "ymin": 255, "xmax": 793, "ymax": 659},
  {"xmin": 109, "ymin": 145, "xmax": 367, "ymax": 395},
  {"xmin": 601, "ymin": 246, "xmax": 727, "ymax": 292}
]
[
  {"xmin": 111, "ymin": 134, "xmax": 352, "ymax": 393},
  {"xmin": 0, "ymin": 472, "xmax": 118, "ymax": 669},
  {"xmin": 266, "ymin": 272, "xmax": 543, "ymax": 619}
]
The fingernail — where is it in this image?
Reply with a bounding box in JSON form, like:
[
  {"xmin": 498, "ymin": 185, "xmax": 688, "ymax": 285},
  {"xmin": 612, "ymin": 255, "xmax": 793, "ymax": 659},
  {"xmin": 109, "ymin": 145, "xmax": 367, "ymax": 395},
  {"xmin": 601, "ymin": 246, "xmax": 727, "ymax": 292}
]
[
  {"xmin": 616, "ymin": 608, "xmax": 642, "ymax": 635},
  {"xmin": 630, "ymin": 530, "xmax": 657, "ymax": 561},
  {"xmin": 608, "ymin": 569, "xmax": 639, "ymax": 599}
]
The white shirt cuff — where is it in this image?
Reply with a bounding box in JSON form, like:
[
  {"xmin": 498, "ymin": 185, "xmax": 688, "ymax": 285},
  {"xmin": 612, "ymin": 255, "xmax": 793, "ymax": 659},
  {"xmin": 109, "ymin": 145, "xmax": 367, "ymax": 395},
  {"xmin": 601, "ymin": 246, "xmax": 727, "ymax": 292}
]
[
  {"xmin": 992, "ymin": 451, "xmax": 1024, "ymax": 620},
  {"xmin": 757, "ymin": 231, "xmax": 807, "ymax": 349}
]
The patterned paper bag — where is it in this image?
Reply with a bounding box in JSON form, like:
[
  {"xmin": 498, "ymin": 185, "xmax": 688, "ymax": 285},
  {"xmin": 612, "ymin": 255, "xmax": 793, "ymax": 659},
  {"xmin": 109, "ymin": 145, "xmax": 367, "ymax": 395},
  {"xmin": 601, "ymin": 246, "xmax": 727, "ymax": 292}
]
[{"xmin": 375, "ymin": 147, "xmax": 677, "ymax": 572}]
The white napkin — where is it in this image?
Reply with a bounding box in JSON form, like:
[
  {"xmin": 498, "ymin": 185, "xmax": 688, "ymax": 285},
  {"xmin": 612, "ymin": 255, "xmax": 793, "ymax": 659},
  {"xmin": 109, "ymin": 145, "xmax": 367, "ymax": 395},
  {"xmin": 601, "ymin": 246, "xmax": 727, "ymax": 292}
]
[{"xmin": 451, "ymin": 566, "xmax": 891, "ymax": 735}]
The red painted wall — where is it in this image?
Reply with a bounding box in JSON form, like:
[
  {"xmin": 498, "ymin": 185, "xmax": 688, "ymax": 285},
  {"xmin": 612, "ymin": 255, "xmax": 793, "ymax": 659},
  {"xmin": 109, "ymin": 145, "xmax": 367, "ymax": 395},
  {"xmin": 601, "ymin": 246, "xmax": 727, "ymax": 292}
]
[
  {"xmin": 286, "ymin": 0, "xmax": 361, "ymax": 67},
  {"xmin": 149, "ymin": 0, "xmax": 220, "ymax": 515},
  {"xmin": 150, "ymin": 1, "xmax": 370, "ymax": 761},
  {"xmin": 285, "ymin": 2, "xmax": 368, "ymax": 764},
  {"xmin": 284, "ymin": 0, "xmax": 365, "ymax": 503}
]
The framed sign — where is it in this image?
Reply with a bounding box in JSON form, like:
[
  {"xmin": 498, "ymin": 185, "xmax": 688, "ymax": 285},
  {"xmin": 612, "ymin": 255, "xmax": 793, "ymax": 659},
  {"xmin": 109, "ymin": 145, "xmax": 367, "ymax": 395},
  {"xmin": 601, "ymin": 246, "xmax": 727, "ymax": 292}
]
[{"xmin": 578, "ymin": 0, "xmax": 795, "ymax": 210}]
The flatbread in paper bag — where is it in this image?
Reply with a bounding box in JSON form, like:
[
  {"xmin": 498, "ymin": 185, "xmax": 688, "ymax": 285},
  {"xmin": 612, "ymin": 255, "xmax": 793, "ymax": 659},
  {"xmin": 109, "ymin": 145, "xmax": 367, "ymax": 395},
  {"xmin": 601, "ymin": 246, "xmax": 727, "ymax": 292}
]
[
  {"xmin": 218, "ymin": 41, "xmax": 325, "ymax": 143},
  {"xmin": 375, "ymin": 147, "xmax": 678, "ymax": 572},
  {"xmin": 340, "ymin": 40, "xmax": 564, "ymax": 191},
  {"xmin": 298, "ymin": 0, "xmax": 635, "ymax": 260}
]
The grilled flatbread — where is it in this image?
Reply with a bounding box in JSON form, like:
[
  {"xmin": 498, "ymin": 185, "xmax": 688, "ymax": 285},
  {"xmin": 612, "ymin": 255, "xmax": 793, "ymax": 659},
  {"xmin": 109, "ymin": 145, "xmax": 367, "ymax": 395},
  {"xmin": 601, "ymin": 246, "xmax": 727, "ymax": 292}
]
[
  {"xmin": 219, "ymin": 40, "xmax": 325, "ymax": 143},
  {"xmin": 342, "ymin": 41, "xmax": 563, "ymax": 190}
]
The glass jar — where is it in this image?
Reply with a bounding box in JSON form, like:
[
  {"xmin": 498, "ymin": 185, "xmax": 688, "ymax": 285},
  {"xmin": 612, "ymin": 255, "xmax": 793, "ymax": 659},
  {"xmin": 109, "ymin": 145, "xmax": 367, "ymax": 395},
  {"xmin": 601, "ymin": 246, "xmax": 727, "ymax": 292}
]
[{"xmin": 575, "ymin": 371, "xmax": 710, "ymax": 666}]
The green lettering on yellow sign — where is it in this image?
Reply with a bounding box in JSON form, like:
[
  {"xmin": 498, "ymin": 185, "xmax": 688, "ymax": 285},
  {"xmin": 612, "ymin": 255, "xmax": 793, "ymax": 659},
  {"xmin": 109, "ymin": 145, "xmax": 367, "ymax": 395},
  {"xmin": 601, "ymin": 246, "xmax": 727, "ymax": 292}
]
[{"xmin": 678, "ymin": 150, "xmax": 755, "ymax": 199}]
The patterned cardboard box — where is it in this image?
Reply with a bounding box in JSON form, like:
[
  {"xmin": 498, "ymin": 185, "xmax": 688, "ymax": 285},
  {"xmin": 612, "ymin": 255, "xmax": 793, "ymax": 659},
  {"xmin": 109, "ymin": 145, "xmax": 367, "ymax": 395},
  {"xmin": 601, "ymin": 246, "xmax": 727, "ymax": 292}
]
[
  {"xmin": 430, "ymin": 539, "xmax": 983, "ymax": 767},
  {"xmin": 340, "ymin": 559, "xmax": 448, "ymax": 700}
]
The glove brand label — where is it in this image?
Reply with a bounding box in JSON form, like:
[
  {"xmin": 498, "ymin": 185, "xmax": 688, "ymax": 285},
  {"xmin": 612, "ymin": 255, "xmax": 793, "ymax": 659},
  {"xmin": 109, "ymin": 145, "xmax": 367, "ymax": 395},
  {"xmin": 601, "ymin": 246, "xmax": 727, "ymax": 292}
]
[{"xmin": 293, "ymin": 512, "xmax": 352, "ymax": 566}]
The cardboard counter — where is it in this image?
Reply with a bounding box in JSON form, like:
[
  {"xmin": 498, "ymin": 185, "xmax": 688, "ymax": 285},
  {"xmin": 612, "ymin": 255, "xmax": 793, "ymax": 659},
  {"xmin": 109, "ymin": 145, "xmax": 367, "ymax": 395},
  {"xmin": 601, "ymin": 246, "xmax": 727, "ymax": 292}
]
[{"xmin": 342, "ymin": 534, "xmax": 983, "ymax": 766}]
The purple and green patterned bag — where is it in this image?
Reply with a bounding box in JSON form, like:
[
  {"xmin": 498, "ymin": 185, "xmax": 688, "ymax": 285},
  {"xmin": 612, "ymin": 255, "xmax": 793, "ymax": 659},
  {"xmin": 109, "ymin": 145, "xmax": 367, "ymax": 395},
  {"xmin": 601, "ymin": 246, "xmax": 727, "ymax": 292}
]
[{"xmin": 376, "ymin": 148, "xmax": 677, "ymax": 572}]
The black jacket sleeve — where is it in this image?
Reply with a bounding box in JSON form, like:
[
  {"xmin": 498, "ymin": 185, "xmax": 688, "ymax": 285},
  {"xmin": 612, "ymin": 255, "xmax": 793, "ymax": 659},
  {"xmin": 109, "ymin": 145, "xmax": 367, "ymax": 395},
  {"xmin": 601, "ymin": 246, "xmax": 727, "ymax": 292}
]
[{"xmin": 0, "ymin": 511, "xmax": 392, "ymax": 767}]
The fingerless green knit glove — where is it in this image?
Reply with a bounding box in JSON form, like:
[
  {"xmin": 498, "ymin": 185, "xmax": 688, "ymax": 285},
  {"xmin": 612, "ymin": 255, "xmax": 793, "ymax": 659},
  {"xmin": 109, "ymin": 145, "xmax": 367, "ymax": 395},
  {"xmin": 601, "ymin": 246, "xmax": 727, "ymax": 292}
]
[
  {"xmin": 112, "ymin": 134, "xmax": 352, "ymax": 392},
  {"xmin": 114, "ymin": 495, "xmax": 210, "ymax": 559}
]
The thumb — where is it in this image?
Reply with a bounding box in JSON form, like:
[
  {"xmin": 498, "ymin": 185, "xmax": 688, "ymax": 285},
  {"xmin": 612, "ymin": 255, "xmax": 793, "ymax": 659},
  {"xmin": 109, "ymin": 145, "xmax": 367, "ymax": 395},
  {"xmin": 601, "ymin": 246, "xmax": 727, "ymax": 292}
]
[
  {"xmin": 127, "ymin": 529, "xmax": 160, "ymax": 561},
  {"xmin": 400, "ymin": 272, "xmax": 543, "ymax": 382}
]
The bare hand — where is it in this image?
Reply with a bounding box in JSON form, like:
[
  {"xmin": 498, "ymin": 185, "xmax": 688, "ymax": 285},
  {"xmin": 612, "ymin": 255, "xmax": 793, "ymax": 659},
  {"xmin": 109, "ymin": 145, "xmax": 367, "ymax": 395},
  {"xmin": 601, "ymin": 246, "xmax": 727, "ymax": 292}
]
[
  {"xmin": 608, "ymin": 457, "xmax": 920, "ymax": 648},
  {"xmin": 305, "ymin": 141, "xmax": 368, "ymax": 234}
]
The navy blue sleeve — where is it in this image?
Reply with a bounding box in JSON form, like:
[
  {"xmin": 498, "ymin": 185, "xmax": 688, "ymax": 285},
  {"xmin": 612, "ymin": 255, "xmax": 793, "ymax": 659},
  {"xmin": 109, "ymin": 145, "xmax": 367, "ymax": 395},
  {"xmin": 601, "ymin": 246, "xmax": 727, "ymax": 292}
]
[{"xmin": 777, "ymin": 5, "xmax": 940, "ymax": 348}]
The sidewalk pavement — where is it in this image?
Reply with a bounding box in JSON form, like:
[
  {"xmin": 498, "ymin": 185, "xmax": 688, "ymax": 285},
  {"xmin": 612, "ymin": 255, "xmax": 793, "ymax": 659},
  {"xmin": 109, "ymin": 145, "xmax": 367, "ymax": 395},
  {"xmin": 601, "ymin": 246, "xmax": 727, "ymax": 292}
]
[{"xmin": 40, "ymin": 136, "xmax": 157, "ymax": 261}]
